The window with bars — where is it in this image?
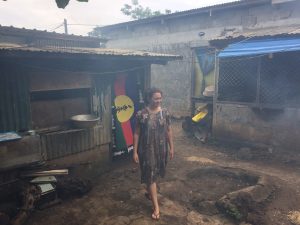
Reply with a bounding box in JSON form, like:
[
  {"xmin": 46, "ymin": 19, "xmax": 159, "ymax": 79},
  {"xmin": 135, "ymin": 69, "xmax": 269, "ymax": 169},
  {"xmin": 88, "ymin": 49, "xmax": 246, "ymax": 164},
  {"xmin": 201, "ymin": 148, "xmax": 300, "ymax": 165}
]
[{"xmin": 217, "ymin": 51, "xmax": 300, "ymax": 108}]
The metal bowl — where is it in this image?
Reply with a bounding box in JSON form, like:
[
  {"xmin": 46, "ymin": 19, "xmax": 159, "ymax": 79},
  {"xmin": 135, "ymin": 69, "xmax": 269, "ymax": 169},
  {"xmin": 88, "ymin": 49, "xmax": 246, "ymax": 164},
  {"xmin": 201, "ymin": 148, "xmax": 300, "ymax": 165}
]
[{"xmin": 70, "ymin": 114, "xmax": 100, "ymax": 129}]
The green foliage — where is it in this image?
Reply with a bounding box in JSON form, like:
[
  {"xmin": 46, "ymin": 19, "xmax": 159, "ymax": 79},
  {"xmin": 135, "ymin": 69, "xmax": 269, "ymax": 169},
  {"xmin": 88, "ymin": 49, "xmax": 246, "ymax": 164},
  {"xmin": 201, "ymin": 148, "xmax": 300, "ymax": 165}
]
[
  {"xmin": 121, "ymin": 0, "xmax": 172, "ymax": 20},
  {"xmin": 55, "ymin": 0, "xmax": 88, "ymax": 9}
]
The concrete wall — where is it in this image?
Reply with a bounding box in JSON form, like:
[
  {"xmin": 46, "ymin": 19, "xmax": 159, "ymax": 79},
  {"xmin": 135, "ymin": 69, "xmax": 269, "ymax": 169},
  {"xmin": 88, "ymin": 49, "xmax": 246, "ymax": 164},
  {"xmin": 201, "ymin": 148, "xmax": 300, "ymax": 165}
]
[
  {"xmin": 213, "ymin": 103, "xmax": 300, "ymax": 150},
  {"xmin": 101, "ymin": 1, "xmax": 300, "ymax": 117},
  {"xmin": 151, "ymin": 43, "xmax": 192, "ymax": 116}
]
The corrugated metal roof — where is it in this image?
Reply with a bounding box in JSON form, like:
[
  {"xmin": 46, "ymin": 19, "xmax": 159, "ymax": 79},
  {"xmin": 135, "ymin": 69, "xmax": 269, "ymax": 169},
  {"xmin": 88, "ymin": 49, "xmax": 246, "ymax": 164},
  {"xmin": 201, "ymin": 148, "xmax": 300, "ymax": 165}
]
[
  {"xmin": 0, "ymin": 43, "xmax": 182, "ymax": 61},
  {"xmin": 0, "ymin": 25, "xmax": 105, "ymax": 42},
  {"xmin": 210, "ymin": 26, "xmax": 300, "ymax": 48},
  {"xmin": 99, "ymin": 0, "xmax": 270, "ymax": 31},
  {"xmin": 218, "ymin": 37, "xmax": 300, "ymax": 57},
  {"xmin": 215, "ymin": 26, "xmax": 300, "ymax": 39}
]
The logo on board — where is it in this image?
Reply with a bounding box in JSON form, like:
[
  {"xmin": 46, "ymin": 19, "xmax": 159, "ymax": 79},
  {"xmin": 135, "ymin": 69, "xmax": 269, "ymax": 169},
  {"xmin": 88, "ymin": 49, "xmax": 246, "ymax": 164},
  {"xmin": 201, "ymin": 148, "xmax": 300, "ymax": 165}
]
[{"xmin": 114, "ymin": 95, "xmax": 134, "ymax": 123}]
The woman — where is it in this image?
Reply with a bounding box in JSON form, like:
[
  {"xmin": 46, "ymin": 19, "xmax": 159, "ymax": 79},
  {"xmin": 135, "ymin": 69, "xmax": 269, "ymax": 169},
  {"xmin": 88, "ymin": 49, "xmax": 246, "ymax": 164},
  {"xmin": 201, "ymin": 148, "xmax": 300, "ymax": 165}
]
[{"xmin": 133, "ymin": 87, "xmax": 174, "ymax": 220}]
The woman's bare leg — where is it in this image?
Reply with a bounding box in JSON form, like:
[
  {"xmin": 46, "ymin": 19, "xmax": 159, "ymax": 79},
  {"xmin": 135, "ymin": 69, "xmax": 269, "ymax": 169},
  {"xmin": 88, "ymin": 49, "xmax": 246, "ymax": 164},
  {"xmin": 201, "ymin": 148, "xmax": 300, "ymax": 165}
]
[{"xmin": 149, "ymin": 182, "xmax": 159, "ymax": 216}]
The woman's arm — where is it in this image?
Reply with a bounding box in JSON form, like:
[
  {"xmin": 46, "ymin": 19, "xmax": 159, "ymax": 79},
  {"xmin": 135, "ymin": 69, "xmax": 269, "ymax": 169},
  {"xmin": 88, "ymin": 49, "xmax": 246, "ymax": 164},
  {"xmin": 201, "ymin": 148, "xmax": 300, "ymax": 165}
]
[
  {"xmin": 133, "ymin": 124, "xmax": 140, "ymax": 163},
  {"xmin": 167, "ymin": 126, "xmax": 174, "ymax": 160}
]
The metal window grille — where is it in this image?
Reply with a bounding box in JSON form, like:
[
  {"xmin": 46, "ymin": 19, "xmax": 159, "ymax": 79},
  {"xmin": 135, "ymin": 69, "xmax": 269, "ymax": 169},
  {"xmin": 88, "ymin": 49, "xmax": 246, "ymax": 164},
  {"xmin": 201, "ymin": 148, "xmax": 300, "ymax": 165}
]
[
  {"xmin": 217, "ymin": 51, "xmax": 300, "ymax": 108},
  {"xmin": 260, "ymin": 52, "xmax": 300, "ymax": 106},
  {"xmin": 218, "ymin": 57, "xmax": 258, "ymax": 103}
]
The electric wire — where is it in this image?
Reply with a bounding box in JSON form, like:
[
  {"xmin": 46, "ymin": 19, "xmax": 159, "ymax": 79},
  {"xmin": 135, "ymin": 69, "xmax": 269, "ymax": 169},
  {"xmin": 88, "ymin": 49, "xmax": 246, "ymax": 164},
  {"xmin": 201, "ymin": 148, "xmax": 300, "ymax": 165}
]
[{"xmin": 49, "ymin": 23, "xmax": 64, "ymax": 32}]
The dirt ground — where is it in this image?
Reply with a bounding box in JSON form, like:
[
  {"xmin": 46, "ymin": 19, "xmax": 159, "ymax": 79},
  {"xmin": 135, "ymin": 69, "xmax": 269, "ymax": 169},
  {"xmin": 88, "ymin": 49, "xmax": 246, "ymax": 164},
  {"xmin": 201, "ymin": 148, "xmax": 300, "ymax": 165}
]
[{"xmin": 26, "ymin": 121, "xmax": 300, "ymax": 225}]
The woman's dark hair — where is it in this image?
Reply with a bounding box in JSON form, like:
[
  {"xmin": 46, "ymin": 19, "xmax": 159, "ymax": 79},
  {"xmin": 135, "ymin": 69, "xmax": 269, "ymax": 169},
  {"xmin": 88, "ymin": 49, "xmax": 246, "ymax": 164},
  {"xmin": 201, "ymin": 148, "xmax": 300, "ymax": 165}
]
[{"xmin": 144, "ymin": 87, "xmax": 163, "ymax": 105}]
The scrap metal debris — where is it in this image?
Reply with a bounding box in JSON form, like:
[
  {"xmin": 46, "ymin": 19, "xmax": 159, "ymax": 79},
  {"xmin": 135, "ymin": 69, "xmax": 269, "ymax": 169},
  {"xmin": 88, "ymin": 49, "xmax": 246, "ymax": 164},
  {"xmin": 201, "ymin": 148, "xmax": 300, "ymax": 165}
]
[
  {"xmin": 0, "ymin": 167, "xmax": 93, "ymax": 225},
  {"xmin": 21, "ymin": 169, "xmax": 68, "ymax": 177},
  {"xmin": 11, "ymin": 184, "xmax": 41, "ymax": 225}
]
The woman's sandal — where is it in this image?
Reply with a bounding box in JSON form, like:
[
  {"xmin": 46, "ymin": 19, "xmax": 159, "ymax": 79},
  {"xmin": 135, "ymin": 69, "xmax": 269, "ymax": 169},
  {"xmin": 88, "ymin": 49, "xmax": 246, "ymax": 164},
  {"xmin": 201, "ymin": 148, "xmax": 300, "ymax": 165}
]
[{"xmin": 151, "ymin": 212, "xmax": 160, "ymax": 220}]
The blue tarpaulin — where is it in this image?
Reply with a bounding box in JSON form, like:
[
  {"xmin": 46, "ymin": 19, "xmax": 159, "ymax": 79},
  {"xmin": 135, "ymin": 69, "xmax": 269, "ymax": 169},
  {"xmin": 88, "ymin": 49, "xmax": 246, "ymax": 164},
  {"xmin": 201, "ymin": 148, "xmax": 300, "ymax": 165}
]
[{"xmin": 218, "ymin": 37, "xmax": 300, "ymax": 58}]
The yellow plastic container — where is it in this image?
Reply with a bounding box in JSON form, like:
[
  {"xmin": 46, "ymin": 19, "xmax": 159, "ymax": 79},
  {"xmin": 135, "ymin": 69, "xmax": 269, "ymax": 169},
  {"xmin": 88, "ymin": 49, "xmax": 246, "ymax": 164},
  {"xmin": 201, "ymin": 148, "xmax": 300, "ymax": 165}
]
[{"xmin": 192, "ymin": 109, "xmax": 208, "ymax": 122}]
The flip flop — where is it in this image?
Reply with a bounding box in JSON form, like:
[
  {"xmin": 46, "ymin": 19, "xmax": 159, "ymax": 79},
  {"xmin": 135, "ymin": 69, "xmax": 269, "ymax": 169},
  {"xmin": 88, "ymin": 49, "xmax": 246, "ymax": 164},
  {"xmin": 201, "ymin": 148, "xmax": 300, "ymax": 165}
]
[
  {"xmin": 151, "ymin": 212, "xmax": 160, "ymax": 220},
  {"xmin": 144, "ymin": 192, "xmax": 152, "ymax": 201}
]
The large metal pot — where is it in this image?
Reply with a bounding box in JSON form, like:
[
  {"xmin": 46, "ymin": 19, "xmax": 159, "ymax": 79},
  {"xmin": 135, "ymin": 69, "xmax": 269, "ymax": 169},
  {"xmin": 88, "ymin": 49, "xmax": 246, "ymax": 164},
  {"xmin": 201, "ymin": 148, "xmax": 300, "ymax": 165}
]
[{"xmin": 70, "ymin": 114, "xmax": 100, "ymax": 129}]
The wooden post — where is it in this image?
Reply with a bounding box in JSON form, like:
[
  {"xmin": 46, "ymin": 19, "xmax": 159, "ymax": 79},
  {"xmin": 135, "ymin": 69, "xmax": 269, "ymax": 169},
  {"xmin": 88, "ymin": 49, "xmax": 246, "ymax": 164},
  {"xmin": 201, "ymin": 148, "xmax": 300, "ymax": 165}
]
[{"xmin": 64, "ymin": 19, "xmax": 68, "ymax": 34}]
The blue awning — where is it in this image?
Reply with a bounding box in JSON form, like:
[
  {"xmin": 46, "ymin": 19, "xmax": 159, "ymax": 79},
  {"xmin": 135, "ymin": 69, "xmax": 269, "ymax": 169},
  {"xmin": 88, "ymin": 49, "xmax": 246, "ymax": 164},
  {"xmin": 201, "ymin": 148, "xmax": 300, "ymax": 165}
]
[{"xmin": 218, "ymin": 37, "xmax": 300, "ymax": 58}]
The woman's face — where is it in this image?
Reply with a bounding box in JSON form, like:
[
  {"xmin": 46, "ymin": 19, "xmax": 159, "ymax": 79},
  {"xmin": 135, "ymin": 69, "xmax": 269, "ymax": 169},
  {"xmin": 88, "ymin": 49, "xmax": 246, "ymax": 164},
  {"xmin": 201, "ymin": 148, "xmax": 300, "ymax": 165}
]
[{"xmin": 150, "ymin": 92, "xmax": 162, "ymax": 108}]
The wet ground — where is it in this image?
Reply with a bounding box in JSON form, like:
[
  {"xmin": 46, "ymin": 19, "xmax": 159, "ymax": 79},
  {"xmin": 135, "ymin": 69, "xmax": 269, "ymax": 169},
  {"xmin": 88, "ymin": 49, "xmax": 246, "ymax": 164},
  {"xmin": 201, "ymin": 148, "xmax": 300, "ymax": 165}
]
[{"xmin": 26, "ymin": 121, "xmax": 300, "ymax": 225}]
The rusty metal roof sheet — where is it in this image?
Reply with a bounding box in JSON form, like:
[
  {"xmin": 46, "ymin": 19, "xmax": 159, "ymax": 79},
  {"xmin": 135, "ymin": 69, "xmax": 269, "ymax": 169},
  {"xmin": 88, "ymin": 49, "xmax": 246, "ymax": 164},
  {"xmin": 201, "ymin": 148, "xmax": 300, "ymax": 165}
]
[
  {"xmin": 0, "ymin": 25, "xmax": 105, "ymax": 42},
  {"xmin": 210, "ymin": 26, "xmax": 300, "ymax": 48},
  {"xmin": 216, "ymin": 26, "xmax": 300, "ymax": 39},
  {"xmin": 0, "ymin": 43, "xmax": 182, "ymax": 61}
]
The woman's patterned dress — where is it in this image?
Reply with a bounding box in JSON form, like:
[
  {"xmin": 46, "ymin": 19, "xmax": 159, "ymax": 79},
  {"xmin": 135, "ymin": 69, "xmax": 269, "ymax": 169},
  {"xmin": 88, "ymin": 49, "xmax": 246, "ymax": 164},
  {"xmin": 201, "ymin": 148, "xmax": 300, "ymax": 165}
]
[{"xmin": 135, "ymin": 108, "xmax": 171, "ymax": 185}]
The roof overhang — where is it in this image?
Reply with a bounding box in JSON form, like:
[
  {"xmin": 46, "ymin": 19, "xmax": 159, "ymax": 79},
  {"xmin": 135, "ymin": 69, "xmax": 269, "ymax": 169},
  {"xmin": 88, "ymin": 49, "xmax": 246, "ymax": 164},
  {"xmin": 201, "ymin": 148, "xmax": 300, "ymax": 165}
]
[
  {"xmin": 0, "ymin": 43, "xmax": 182, "ymax": 65},
  {"xmin": 218, "ymin": 37, "xmax": 300, "ymax": 58},
  {"xmin": 209, "ymin": 26, "xmax": 300, "ymax": 49},
  {"xmin": 0, "ymin": 25, "xmax": 107, "ymax": 43}
]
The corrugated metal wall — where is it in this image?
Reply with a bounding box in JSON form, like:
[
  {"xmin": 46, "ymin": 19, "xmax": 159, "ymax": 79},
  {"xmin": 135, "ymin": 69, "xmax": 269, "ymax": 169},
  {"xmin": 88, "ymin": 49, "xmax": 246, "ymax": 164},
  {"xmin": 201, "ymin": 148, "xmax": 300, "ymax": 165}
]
[
  {"xmin": 40, "ymin": 126, "xmax": 107, "ymax": 160},
  {"xmin": 0, "ymin": 66, "xmax": 31, "ymax": 132},
  {"xmin": 92, "ymin": 75, "xmax": 112, "ymax": 144},
  {"xmin": 40, "ymin": 76, "xmax": 112, "ymax": 160}
]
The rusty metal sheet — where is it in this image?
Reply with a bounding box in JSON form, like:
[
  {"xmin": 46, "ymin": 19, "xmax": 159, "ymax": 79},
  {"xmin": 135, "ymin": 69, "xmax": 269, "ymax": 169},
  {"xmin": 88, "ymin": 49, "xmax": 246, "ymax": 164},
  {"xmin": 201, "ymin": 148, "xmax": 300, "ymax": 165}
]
[{"xmin": 0, "ymin": 43, "xmax": 181, "ymax": 61}]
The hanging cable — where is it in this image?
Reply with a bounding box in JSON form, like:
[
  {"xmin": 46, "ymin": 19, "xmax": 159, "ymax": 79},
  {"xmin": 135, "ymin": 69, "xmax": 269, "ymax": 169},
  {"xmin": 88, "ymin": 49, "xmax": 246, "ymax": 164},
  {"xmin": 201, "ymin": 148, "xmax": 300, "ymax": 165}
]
[{"xmin": 49, "ymin": 22, "xmax": 64, "ymax": 32}]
